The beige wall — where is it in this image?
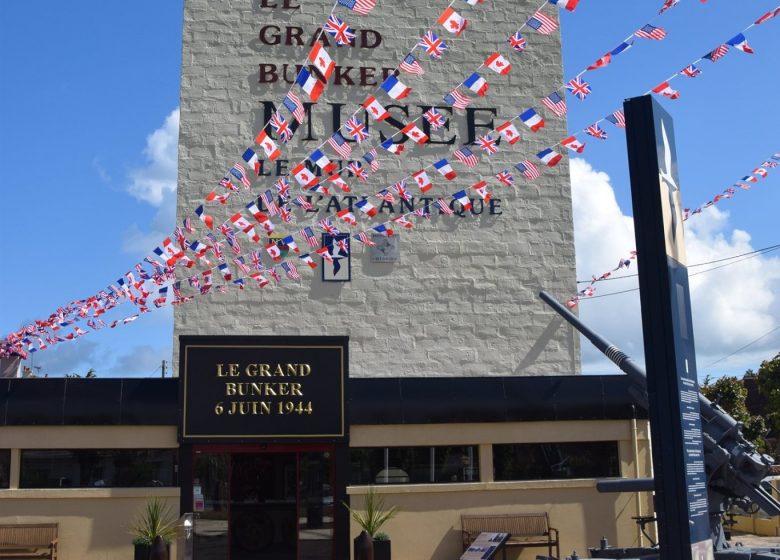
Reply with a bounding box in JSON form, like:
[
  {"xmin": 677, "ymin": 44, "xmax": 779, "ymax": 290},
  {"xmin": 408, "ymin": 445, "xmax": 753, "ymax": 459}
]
[
  {"xmin": 0, "ymin": 426, "xmax": 180, "ymax": 560},
  {"xmin": 347, "ymin": 420, "xmax": 654, "ymax": 560}
]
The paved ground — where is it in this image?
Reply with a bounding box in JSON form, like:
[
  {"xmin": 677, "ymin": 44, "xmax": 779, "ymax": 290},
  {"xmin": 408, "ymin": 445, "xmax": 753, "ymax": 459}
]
[{"xmin": 727, "ymin": 532, "xmax": 780, "ymax": 549}]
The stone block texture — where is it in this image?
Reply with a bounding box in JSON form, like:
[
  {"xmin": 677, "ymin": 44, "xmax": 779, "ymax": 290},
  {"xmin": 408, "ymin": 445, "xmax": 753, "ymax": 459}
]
[{"xmin": 174, "ymin": 0, "xmax": 580, "ymax": 377}]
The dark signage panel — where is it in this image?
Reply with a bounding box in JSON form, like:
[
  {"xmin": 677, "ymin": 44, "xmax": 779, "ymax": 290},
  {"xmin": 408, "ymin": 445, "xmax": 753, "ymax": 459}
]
[{"xmin": 180, "ymin": 336, "xmax": 347, "ymax": 442}]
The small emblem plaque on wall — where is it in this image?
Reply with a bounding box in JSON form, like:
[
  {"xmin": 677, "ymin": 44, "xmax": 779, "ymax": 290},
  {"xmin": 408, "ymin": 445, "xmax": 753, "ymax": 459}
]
[
  {"xmin": 321, "ymin": 233, "xmax": 351, "ymax": 282},
  {"xmin": 370, "ymin": 234, "xmax": 400, "ymax": 262}
]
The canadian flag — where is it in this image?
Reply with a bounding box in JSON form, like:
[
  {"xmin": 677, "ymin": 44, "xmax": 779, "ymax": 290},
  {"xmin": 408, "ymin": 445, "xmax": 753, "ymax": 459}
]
[
  {"xmin": 484, "ymin": 52, "xmax": 512, "ymax": 75},
  {"xmin": 561, "ymin": 136, "xmax": 586, "ymax": 154},
  {"xmin": 308, "ymin": 43, "xmax": 335, "ymax": 81},
  {"xmin": 316, "ymin": 247, "xmax": 334, "ymax": 264},
  {"xmin": 472, "ymin": 181, "xmax": 491, "ymax": 202},
  {"xmin": 412, "ymin": 169, "xmax": 433, "ymax": 192},
  {"xmin": 291, "ymin": 163, "xmax": 319, "ymax": 188},
  {"xmin": 401, "ymin": 123, "xmax": 429, "ymax": 144},
  {"xmin": 392, "ymin": 216, "xmax": 414, "ymax": 229},
  {"xmin": 496, "ymin": 121, "xmax": 521, "ymax": 144},
  {"xmin": 327, "ymin": 174, "xmax": 351, "ymax": 193},
  {"xmin": 337, "ymin": 209, "xmax": 358, "ymax": 226},
  {"xmin": 652, "ymin": 81, "xmax": 680, "ymax": 100},
  {"xmin": 437, "ymin": 7, "xmax": 467, "ymax": 36},
  {"xmin": 230, "ymin": 213, "xmax": 260, "ymax": 242},
  {"xmin": 265, "ymin": 242, "xmax": 282, "ymax": 262},
  {"xmin": 255, "ymin": 132, "xmax": 281, "ymax": 161}
]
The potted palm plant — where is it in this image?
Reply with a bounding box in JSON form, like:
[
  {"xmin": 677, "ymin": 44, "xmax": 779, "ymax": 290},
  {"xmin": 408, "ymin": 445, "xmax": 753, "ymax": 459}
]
[
  {"xmin": 343, "ymin": 486, "xmax": 399, "ymax": 560},
  {"xmin": 130, "ymin": 496, "xmax": 178, "ymax": 560}
]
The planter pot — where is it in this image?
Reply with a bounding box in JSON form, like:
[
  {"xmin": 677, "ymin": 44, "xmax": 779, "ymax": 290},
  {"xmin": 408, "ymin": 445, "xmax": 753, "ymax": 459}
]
[
  {"xmin": 133, "ymin": 543, "xmax": 170, "ymax": 560},
  {"xmin": 373, "ymin": 539, "xmax": 391, "ymax": 560},
  {"xmin": 353, "ymin": 530, "xmax": 374, "ymax": 560}
]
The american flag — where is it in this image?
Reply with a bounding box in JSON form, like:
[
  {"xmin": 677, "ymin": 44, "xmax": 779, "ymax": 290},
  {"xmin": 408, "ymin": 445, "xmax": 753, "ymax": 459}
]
[
  {"xmin": 376, "ymin": 189, "xmax": 395, "ymax": 203},
  {"xmin": 566, "ymin": 77, "xmax": 591, "ymax": 100},
  {"xmin": 281, "ymin": 261, "xmax": 301, "ymax": 280},
  {"xmin": 704, "ymin": 44, "xmax": 729, "ymax": 62},
  {"xmin": 348, "ymin": 161, "xmax": 368, "ymax": 182},
  {"xmin": 495, "ymin": 170, "xmax": 514, "ymax": 186},
  {"xmin": 434, "ymin": 198, "xmax": 455, "ymax": 215},
  {"xmin": 477, "ymin": 134, "xmax": 498, "ymax": 155},
  {"xmin": 424, "ymin": 108, "xmax": 446, "ymax": 130},
  {"xmin": 541, "ymin": 91, "xmax": 567, "ymax": 117},
  {"xmin": 327, "ymin": 132, "xmax": 352, "ymax": 158},
  {"xmin": 516, "ymin": 160, "xmax": 541, "ymax": 180},
  {"xmin": 274, "ymin": 177, "xmax": 290, "ymax": 199},
  {"xmin": 634, "ymin": 24, "xmax": 667, "ymax": 40},
  {"xmin": 400, "ymin": 54, "xmax": 425, "ymax": 75},
  {"xmin": 418, "ymin": 30, "xmax": 448, "ymax": 59},
  {"xmin": 354, "ymin": 232, "xmax": 376, "ymax": 246},
  {"xmin": 526, "ymin": 11, "xmax": 558, "ymax": 35},
  {"xmin": 226, "ymin": 234, "xmax": 241, "ymax": 255},
  {"xmin": 318, "ymin": 218, "xmax": 340, "ymax": 235},
  {"xmin": 586, "ymin": 123, "xmax": 608, "ymax": 140},
  {"xmin": 324, "ymin": 14, "xmax": 355, "ymax": 46},
  {"xmin": 453, "ymin": 147, "xmax": 479, "ymax": 168},
  {"xmin": 283, "ymin": 92, "xmax": 306, "ymax": 124},
  {"xmin": 292, "ymin": 195, "xmax": 312, "ymax": 210},
  {"xmin": 336, "ymin": 0, "xmax": 375, "ymax": 16},
  {"xmin": 445, "ymin": 89, "xmax": 471, "ymax": 110},
  {"xmin": 233, "ymin": 256, "xmax": 251, "ymax": 274},
  {"xmin": 270, "ymin": 112, "xmax": 293, "ymax": 143},
  {"xmin": 681, "ymin": 64, "xmax": 702, "ymax": 78},
  {"xmin": 508, "ymin": 31, "xmax": 526, "ymax": 52},
  {"xmin": 605, "ymin": 110, "xmax": 626, "ymax": 128},
  {"xmin": 345, "ymin": 117, "xmax": 368, "ymax": 143},
  {"xmin": 364, "ymin": 148, "xmax": 380, "ymax": 171},
  {"xmin": 261, "ymin": 190, "xmax": 280, "ymax": 215},
  {"xmin": 230, "ymin": 163, "xmax": 252, "ymax": 188},
  {"xmin": 183, "ymin": 216, "xmax": 194, "ymax": 233}
]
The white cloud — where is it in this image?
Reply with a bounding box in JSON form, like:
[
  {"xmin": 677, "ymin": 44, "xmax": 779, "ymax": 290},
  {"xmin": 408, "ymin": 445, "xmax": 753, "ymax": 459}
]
[
  {"xmin": 126, "ymin": 108, "xmax": 179, "ymax": 207},
  {"xmin": 570, "ymin": 158, "xmax": 780, "ymax": 377}
]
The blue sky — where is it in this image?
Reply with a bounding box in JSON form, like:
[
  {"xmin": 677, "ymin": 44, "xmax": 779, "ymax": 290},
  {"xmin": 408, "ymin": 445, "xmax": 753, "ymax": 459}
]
[{"xmin": 1, "ymin": 0, "xmax": 779, "ymax": 378}]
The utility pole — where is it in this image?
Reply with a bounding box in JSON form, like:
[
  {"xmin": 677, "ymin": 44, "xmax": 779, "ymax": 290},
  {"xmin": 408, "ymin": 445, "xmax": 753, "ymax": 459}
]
[{"xmin": 161, "ymin": 360, "xmax": 167, "ymax": 378}]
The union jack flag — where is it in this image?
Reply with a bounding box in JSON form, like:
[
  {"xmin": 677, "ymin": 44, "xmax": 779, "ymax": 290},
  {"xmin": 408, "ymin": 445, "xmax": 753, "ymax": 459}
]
[
  {"xmin": 281, "ymin": 261, "xmax": 301, "ymax": 280},
  {"xmin": 434, "ymin": 198, "xmax": 455, "ymax": 215},
  {"xmin": 324, "ymin": 14, "xmax": 355, "ymax": 46},
  {"xmin": 279, "ymin": 206, "xmax": 292, "ymax": 223},
  {"xmin": 605, "ymin": 110, "xmax": 626, "ymax": 128},
  {"xmin": 268, "ymin": 267, "xmax": 282, "ymax": 283},
  {"xmin": 400, "ymin": 54, "xmax": 425, "ymax": 75},
  {"xmin": 173, "ymin": 227, "xmax": 188, "ymax": 250},
  {"xmin": 345, "ymin": 117, "xmax": 369, "ymax": 143},
  {"xmin": 293, "ymin": 196, "xmax": 314, "ymax": 210},
  {"xmin": 566, "ymin": 77, "xmax": 591, "ymax": 100},
  {"xmin": 354, "ymin": 232, "xmax": 376, "ymax": 246},
  {"xmin": 477, "ymin": 134, "xmax": 498, "ymax": 155},
  {"xmin": 508, "ymin": 31, "xmax": 526, "ymax": 52},
  {"xmin": 261, "ymin": 190, "xmax": 280, "ymax": 215},
  {"xmin": 516, "ymin": 160, "xmax": 541, "ymax": 180},
  {"xmin": 681, "ymin": 64, "xmax": 702, "ymax": 78},
  {"xmin": 219, "ymin": 177, "xmax": 238, "ymax": 192},
  {"xmin": 230, "ymin": 163, "xmax": 252, "ymax": 188},
  {"xmin": 704, "ymin": 44, "xmax": 729, "ymax": 62},
  {"xmin": 348, "ymin": 161, "xmax": 368, "ymax": 182},
  {"xmin": 586, "ymin": 123, "xmax": 608, "ymax": 139},
  {"xmin": 318, "ymin": 218, "xmax": 340, "ymax": 235},
  {"xmin": 337, "ymin": 238, "xmax": 350, "ymax": 255},
  {"xmin": 413, "ymin": 206, "xmax": 431, "ymax": 219},
  {"xmin": 392, "ymin": 180, "xmax": 412, "ymax": 202},
  {"xmin": 270, "ymin": 112, "xmax": 293, "ymax": 143},
  {"xmin": 495, "ymin": 170, "xmax": 514, "ymax": 186},
  {"xmin": 424, "ymin": 108, "xmax": 446, "ymax": 130},
  {"xmin": 541, "ymin": 91, "xmax": 567, "ymax": 117},
  {"xmin": 364, "ymin": 148, "xmax": 380, "ymax": 172},
  {"xmin": 274, "ymin": 177, "xmax": 290, "ymax": 200},
  {"xmin": 444, "ymin": 89, "xmax": 471, "ymax": 110},
  {"xmin": 377, "ymin": 189, "xmax": 395, "ymax": 203},
  {"xmin": 283, "ymin": 92, "xmax": 306, "ymax": 124},
  {"xmin": 453, "ymin": 146, "xmax": 479, "ymax": 168},
  {"xmin": 418, "ymin": 30, "xmax": 448, "ymax": 59},
  {"xmin": 233, "ymin": 256, "xmax": 251, "ymax": 274},
  {"xmin": 250, "ymin": 250, "xmax": 263, "ymax": 271}
]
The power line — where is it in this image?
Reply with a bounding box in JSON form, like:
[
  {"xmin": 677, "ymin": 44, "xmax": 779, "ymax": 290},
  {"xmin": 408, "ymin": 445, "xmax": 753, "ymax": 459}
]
[
  {"xmin": 702, "ymin": 325, "xmax": 780, "ymax": 369},
  {"xmin": 576, "ymin": 243, "xmax": 780, "ymax": 284}
]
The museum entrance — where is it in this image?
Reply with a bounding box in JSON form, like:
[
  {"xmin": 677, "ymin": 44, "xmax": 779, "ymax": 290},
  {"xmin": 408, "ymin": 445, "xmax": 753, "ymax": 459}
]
[{"xmin": 191, "ymin": 445, "xmax": 335, "ymax": 560}]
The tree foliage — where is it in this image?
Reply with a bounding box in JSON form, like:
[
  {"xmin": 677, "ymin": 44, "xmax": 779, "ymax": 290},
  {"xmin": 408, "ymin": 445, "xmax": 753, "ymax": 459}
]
[
  {"xmin": 756, "ymin": 353, "xmax": 780, "ymax": 438},
  {"xmin": 701, "ymin": 375, "xmax": 766, "ymax": 447}
]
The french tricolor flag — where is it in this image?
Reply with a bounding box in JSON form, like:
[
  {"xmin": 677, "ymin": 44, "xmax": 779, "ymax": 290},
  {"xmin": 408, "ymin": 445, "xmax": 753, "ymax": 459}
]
[
  {"xmin": 537, "ymin": 148, "xmax": 562, "ymax": 167},
  {"xmin": 453, "ymin": 190, "xmax": 472, "ymax": 211},
  {"xmin": 355, "ymin": 199, "xmax": 378, "ymax": 217},
  {"xmin": 299, "ymin": 253, "xmax": 317, "ymax": 268},
  {"xmin": 434, "ymin": 159, "xmax": 457, "ymax": 180},
  {"xmin": 242, "ymin": 148, "xmax": 261, "ymax": 176},
  {"xmin": 548, "ymin": 0, "xmax": 580, "ymax": 11},
  {"xmin": 309, "ymin": 149, "xmax": 336, "ymax": 173},
  {"xmin": 726, "ymin": 33, "xmax": 754, "ymax": 54},
  {"xmin": 381, "ymin": 75, "xmax": 411, "ymax": 100},
  {"xmin": 373, "ymin": 224, "xmax": 394, "ymax": 237},
  {"xmin": 295, "ymin": 69, "xmax": 325, "ymax": 101},
  {"xmin": 463, "ymin": 73, "xmax": 489, "ymax": 96},
  {"xmin": 519, "ymin": 108, "xmax": 545, "ymax": 132},
  {"xmin": 381, "ymin": 138, "xmax": 405, "ymax": 155}
]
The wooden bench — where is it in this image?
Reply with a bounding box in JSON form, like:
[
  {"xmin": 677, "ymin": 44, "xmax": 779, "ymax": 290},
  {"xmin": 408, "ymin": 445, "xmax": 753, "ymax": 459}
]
[
  {"xmin": 0, "ymin": 524, "xmax": 58, "ymax": 559},
  {"xmin": 462, "ymin": 513, "xmax": 559, "ymax": 559}
]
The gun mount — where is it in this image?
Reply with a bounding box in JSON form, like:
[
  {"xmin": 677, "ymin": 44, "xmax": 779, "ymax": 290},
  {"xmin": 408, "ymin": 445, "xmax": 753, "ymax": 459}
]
[{"xmin": 539, "ymin": 291, "xmax": 780, "ymax": 557}]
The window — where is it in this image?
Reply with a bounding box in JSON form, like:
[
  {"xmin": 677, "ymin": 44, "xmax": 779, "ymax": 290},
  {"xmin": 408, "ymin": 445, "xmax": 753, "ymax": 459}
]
[
  {"xmin": 350, "ymin": 446, "xmax": 479, "ymax": 485},
  {"xmin": 20, "ymin": 449, "xmax": 177, "ymax": 488},
  {"xmin": 493, "ymin": 441, "xmax": 620, "ymax": 481},
  {"xmin": 0, "ymin": 450, "xmax": 9, "ymax": 489}
]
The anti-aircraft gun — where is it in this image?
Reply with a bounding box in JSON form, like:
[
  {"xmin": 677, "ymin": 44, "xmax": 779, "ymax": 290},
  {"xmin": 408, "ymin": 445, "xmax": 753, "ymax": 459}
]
[{"xmin": 539, "ymin": 290, "xmax": 780, "ymax": 558}]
